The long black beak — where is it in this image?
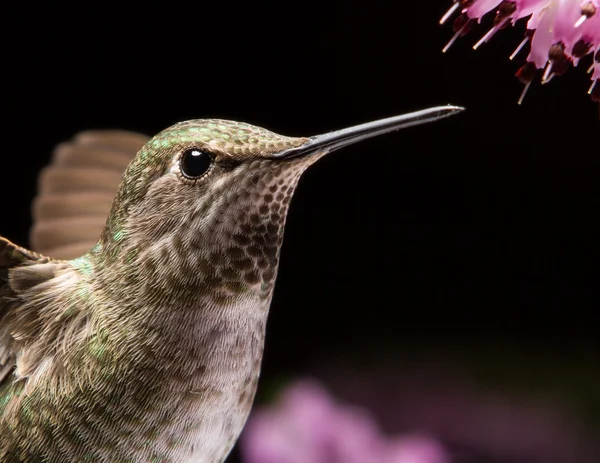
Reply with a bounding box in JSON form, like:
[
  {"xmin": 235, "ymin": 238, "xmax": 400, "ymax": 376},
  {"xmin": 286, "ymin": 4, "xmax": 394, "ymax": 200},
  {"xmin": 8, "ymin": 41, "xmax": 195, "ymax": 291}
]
[{"xmin": 274, "ymin": 105, "xmax": 464, "ymax": 159}]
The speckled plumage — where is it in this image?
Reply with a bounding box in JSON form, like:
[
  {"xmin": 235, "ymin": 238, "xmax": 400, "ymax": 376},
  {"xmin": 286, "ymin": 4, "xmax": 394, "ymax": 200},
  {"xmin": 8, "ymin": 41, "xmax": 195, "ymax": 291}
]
[
  {"xmin": 0, "ymin": 120, "xmax": 315, "ymax": 463},
  {"xmin": 0, "ymin": 107, "xmax": 462, "ymax": 462}
]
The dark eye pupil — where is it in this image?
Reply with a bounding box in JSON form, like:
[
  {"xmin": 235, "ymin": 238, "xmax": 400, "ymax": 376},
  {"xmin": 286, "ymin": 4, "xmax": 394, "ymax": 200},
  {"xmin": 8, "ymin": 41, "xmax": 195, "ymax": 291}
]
[{"xmin": 181, "ymin": 149, "xmax": 212, "ymax": 178}]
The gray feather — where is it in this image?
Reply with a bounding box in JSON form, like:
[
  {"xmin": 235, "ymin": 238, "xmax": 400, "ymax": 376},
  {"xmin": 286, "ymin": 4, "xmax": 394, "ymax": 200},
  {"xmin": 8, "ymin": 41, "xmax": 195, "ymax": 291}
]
[{"xmin": 30, "ymin": 130, "xmax": 148, "ymax": 259}]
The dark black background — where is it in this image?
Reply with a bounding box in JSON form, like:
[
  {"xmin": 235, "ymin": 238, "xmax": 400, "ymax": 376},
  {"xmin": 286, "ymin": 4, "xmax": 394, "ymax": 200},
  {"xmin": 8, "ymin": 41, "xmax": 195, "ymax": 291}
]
[{"xmin": 2, "ymin": 1, "xmax": 599, "ymax": 460}]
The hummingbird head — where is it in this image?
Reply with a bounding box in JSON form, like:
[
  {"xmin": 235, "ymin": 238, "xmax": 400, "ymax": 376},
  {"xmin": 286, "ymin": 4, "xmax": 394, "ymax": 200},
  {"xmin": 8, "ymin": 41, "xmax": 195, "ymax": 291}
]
[{"xmin": 92, "ymin": 106, "xmax": 462, "ymax": 308}]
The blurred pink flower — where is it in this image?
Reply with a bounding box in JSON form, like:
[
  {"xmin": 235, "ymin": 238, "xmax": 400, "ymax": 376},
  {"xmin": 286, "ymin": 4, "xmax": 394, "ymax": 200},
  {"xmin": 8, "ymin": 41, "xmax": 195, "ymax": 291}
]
[
  {"xmin": 315, "ymin": 359, "xmax": 599, "ymax": 463},
  {"xmin": 441, "ymin": 0, "xmax": 600, "ymax": 104},
  {"xmin": 240, "ymin": 380, "xmax": 449, "ymax": 463}
]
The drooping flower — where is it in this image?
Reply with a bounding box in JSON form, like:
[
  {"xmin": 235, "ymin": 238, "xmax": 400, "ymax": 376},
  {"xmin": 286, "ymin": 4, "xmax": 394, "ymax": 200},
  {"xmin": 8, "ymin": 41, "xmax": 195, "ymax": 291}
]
[{"xmin": 440, "ymin": 0, "xmax": 600, "ymax": 104}]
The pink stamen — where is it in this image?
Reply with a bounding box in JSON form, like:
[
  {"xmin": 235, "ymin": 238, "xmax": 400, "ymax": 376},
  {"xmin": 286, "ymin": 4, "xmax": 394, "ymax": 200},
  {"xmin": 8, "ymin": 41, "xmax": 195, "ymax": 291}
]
[
  {"xmin": 473, "ymin": 18, "xmax": 509, "ymax": 50},
  {"xmin": 518, "ymin": 81, "xmax": 532, "ymax": 105},
  {"xmin": 541, "ymin": 61, "xmax": 553, "ymax": 83},
  {"xmin": 443, "ymin": 30, "xmax": 463, "ymax": 53},
  {"xmin": 510, "ymin": 37, "xmax": 529, "ymax": 60},
  {"xmin": 574, "ymin": 15, "xmax": 587, "ymax": 28},
  {"xmin": 443, "ymin": 18, "xmax": 474, "ymax": 53},
  {"xmin": 440, "ymin": 2, "xmax": 461, "ymax": 25}
]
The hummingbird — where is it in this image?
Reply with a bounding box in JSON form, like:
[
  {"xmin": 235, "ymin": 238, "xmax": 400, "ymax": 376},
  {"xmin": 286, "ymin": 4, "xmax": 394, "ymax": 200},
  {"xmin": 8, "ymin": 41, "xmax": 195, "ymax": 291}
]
[{"xmin": 0, "ymin": 106, "xmax": 462, "ymax": 462}]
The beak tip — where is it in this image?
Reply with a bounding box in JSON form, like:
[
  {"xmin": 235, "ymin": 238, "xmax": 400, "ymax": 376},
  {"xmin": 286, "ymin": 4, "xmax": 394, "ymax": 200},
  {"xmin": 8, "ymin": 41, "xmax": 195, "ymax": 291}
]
[{"xmin": 442, "ymin": 104, "xmax": 466, "ymax": 115}]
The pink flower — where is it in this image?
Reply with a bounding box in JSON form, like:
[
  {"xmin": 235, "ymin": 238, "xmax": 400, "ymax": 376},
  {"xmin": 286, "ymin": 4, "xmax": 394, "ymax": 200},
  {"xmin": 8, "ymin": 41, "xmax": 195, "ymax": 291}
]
[
  {"xmin": 440, "ymin": 0, "xmax": 600, "ymax": 104},
  {"xmin": 240, "ymin": 380, "xmax": 449, "ymax": 463}
]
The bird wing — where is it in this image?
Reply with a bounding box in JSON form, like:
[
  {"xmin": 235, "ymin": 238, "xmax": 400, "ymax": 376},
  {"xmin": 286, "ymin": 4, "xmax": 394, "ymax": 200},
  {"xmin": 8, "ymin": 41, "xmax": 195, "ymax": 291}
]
[
  {"xmin": 0, "ymin": 238, "xmax": 52, "ymax": 385},
  {"xmin": 1, "ymin": 130, "xmax": 148, "ymax": 387},
  {"xmin": 30, "ymin": 130, "xmax": 149, "ymax": 260}
]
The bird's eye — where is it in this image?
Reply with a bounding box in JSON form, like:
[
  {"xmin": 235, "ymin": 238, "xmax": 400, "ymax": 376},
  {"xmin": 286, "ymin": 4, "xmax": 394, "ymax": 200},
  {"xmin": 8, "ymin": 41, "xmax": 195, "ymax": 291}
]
[{"xmin": 180, "ymin": 149, "xmax": 213, "ymax": 179}]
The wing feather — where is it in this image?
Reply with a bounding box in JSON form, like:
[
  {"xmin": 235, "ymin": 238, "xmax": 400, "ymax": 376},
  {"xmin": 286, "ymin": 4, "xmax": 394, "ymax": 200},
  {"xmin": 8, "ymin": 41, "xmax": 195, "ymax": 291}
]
[
  {"xmin": 2, "ymin": 129, "xmax": 148, "ymax": 383},
  {"xmin": 30, "ymin": 129, "xmax": 149, "ymax": 259},
  {"xmin": 0, "ymin": 238, "xmax": 50, "ymax": 385},
  {"xmin": 32, "ymin": 192, "xmax": 115, "ymax": 220}
]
